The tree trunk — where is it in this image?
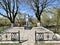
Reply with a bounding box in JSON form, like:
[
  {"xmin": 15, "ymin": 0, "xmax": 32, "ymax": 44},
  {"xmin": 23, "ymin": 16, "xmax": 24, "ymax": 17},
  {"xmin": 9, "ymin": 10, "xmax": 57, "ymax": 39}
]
[
  {"xmin": 36, "ymin": 15, "xmax": 41, "ymax": 27},
  {"xmin": 10, "ymin": 20, "xmax": 15, "ymax": 28},
  {"xmin": 35, "ymin": 0, "xmax": 42, "ymax": 26},
  {"xmin": 37, "ymin": 22, "xmax": 40, "ymax": 27},
  {"xmin": 11, "ymin": 23, "xmax": 14, "ymax": 28}
]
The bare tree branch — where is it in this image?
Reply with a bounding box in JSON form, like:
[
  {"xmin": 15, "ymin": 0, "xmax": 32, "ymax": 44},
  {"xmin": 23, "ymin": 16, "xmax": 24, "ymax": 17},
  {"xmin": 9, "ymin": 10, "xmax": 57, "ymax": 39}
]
[
  {"xmin": 0, "ymin": 0, "xmax": 20, "ymax": 27},
  {"xmin": 0, "ymin": 13, "xmax": 7, "ymax": 17},
  {"xmin": 25, "ymin": 0, "xmax": 57, "ymax": 24}
]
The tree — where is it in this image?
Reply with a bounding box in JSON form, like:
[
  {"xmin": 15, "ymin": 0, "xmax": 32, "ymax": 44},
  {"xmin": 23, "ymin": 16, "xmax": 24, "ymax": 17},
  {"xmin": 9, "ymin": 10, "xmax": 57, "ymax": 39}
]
[
  {"xmin": 50, "ymin": 8, "xmax": 60, "ymax": 33},
  {"xmin": 44, "ymin": 7, "xmax": 60, "ymax": 33},
  {"xmin": 56, "ymin": 8, "xmax": 60, "ymax": 33},
  {"xmin": 0, "ymin": 0, "xmax": 20, "ymax": 27},
  {"xmin": 25, "ymin": 0, "xmax": 56, "ymax": 25},
  {"xmin": 16, "ymin": 12, "xmax": 26, "ymax": 27},
  {"xmin": 41, "ymin": 13, "xmax": 51, "ymax": 26}
]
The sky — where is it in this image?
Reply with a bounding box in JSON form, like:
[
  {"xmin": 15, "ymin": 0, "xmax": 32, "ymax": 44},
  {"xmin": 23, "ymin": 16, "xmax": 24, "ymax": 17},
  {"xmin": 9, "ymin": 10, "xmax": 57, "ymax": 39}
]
[
  {"xmin": 0, "ymin": 0, "xmax": 60, "ymax": 18},
  {"xmin": 0, "ymin": 15, "xmax": 3, "ymax": 18},
  {"xmin": 19, "ymin": 4, "xmax": 35, "ymax": 17},
  {"xmin": 0, "ymin": 2, "xmax": 35, "ymax": 18},
  {"xmin": 19, "ymin": 0, "xmax": 59, "ymax": 18}
]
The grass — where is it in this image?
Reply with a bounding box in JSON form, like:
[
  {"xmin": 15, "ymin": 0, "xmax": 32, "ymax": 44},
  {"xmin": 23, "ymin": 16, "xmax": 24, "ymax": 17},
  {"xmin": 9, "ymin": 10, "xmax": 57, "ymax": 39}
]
[
  {"xmin": 0, "ymin": 43, "xmax": 59, "ymax": 45},
  {"xmin": 0, "ymin": 43, "xmax": 21, "ymax": 45},
  {"xmin": 36, "ymin": 43, "xmax": 60, "ymax": 45},
  {"xmin": 0, "ymin": 26, "xmax": 10, "ymax": 32}
]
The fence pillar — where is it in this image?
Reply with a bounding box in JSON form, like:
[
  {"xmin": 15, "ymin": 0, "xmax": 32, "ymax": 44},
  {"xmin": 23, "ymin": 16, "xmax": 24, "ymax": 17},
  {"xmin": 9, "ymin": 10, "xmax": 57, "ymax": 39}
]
[
  {"xmin": 35, "ymin": 31, "xmax": 37, "ymax": 45},
  {"xmin": 18, "ymin": 31, "xmax": 20, "ymax": 43}
]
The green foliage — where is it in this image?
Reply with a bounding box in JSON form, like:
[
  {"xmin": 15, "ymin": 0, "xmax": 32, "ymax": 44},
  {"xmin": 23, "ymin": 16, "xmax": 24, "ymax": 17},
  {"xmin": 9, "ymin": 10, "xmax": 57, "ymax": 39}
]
[
  {"xmin": 0, "ymin": 18, "xmax": 10, "ymax": 26},
  {"xmin": 41, "ymin": 7, "xmax": 60, "ymax": 34},
  {"xmin": 41, "ymin": 14, "xmax": 52, "ymax": 25}
]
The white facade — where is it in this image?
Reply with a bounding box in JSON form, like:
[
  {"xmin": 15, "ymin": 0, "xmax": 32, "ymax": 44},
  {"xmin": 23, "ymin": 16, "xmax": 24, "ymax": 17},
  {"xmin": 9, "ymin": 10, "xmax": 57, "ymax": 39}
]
[{"xmin": 0, "ymin": 27, "xmax": 60, "ymax": 45}]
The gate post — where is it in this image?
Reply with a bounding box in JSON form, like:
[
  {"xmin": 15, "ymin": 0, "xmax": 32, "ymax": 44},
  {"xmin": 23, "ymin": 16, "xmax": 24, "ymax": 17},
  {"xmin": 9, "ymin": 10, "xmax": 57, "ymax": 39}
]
[
  {"xmin": 18, "ymin": 31, "xmax": 20, "ymax": 43},
  {"xmin": 35, "ymin": 31, "xmax": 37, "ymax": 45}
]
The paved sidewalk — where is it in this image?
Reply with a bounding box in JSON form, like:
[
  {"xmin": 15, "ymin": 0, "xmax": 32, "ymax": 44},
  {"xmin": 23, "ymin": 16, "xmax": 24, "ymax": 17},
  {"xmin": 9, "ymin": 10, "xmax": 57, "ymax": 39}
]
[
  {"xmin": 37, "ymin": 41, "xmax": 60, "ymax": 43},
  {"xmin": 0, "ymin": 41, "xmax": 19, "ymax": 43}
]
